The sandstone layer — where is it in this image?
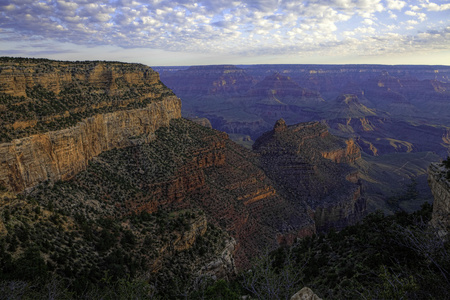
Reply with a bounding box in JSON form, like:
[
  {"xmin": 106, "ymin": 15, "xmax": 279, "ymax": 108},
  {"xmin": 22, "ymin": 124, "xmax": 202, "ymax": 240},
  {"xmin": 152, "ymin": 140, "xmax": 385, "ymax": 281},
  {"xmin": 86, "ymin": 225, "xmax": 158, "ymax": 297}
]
[
  {"xmin": 0, "ymin": 96, "xmax": 181, "ymax": 193},
  {"xmin": 0, "ymin": 58, "xmax": 161, "ymax": 97},
  {"xmin": 0, "ymin": 58, "xmax": 181, "ymax": 193}
]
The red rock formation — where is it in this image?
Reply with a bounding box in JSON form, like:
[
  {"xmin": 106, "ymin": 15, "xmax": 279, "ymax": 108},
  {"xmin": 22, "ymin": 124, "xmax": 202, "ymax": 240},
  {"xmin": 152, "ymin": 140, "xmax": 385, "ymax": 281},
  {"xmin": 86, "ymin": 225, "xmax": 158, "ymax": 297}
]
[{"xmin": 253, "ymin": 120, "xmax": 367, "ymax": 232}]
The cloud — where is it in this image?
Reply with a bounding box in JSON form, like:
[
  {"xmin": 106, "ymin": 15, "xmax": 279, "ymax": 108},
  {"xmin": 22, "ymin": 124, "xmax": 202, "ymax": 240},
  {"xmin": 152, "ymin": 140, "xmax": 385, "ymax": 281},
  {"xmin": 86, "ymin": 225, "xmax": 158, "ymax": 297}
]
[
  {"xmin": 388, "ymin": 10, "xmax": 397, "ymax": 19},
  {"xmin": 0, "ymin": 0, "xmax": 448, "ymax": 63},
  {"xmin": 405, "ymin": 10, "xmax": 427, "ymax": 22},
  {"xmin": 386, "ymin": 0, "xmax": 406, "ymax": 10},
  {"xmin": 422, "ymin": 2, "xmax": 450, "ymax": 11}
]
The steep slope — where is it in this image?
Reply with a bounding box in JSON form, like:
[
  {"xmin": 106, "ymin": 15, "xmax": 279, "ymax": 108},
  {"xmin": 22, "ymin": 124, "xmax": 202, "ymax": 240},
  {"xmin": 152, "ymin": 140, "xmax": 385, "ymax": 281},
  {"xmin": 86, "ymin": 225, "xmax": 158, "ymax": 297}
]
[
  {"xmin": 428, "ymin": 160, "xmax": 450, "ymax": 236},
  {"xmin": 4, "ymin": 119, "xmax": 314, "ymax": 272},
  {"xmin": 321, "ymin": 94, "xmax": 377, "ymax": 120},
  {"xmin": 253, "ymin": 119, "xmax": 366, "ymax": 231},
  {"xmin": 0, "ymin": 58, "xmax": 181, "ymax": 193}
]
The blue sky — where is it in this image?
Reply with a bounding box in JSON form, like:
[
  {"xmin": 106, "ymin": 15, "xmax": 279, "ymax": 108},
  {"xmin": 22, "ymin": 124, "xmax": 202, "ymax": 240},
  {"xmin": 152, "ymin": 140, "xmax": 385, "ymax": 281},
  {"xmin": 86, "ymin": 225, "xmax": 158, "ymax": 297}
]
[{"xmin": 0, "ymin": 0, "xmax": 449, "ymax": 66}]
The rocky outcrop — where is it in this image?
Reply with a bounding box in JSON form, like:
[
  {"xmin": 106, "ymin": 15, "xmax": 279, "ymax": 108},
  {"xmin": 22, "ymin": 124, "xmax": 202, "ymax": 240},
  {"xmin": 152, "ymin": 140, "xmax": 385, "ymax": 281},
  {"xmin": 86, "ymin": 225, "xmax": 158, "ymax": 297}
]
[
  {"xmin": 150, "ymin": 212, "xmax": 211, "ymax": 273},
  {"xmin": 428, "ymin": 162, "xmax": 450, "ymax": 236},
  {"xmin": 321, "ymin": 138, "xmax": 361, "ymax": 163},
  {"xmin": 190, "ymin": 117, "xmax": 213, "ymax": 128},
  {"xmin": 199, "ymin": 238, "xmax": 237, "ymax": 280},
  {"xmin": 291, "ymin": 287, "xmax": 322, "ymax": 300},
  {"xmin": 0, "ymin": 58, "xmax": 161, "ymax": 97},
  {"xmin": 0, "ymin": 96, "xmax": 181, "ymax": 193},
  {"xmin": 0, "ymin": 58, "xmax": 181, "ymax": 193},
  {"xmin": 253, "ymin": 120, "xmax": 366, "ymax": 232},
  {"xmin": 27, "ymin": 118, "xmax": 313, "ymax": 269}
]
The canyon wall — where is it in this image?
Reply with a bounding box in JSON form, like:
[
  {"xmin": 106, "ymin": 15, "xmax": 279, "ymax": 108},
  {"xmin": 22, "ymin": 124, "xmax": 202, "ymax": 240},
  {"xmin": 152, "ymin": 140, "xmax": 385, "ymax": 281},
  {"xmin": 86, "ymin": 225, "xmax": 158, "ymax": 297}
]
[
  {"xmin": 0, "ymin": 58, "xmax": 161, "ymax": 97},
  {"xmin": 428, "ymin": 163, "xmax": 450, "ymax": 236},
  {"xmin": 253, "ymin": 119, "xmax": 366, "ymax": 232},
  {"xmin": 0, "ymin": 96, "xmax": 181, "ymax": 193},
  {"xmin": 0, "ymin": 58, "xmax": 181, "ymax": 193}
]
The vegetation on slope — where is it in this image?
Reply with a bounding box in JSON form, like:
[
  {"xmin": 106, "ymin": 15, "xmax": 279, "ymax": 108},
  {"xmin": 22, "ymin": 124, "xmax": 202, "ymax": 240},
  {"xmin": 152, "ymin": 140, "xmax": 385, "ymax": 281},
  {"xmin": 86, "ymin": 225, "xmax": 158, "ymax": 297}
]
[
  {"xmin": 1, "ymin": 201, "xmax": 448, "ymax": 299},
  {"xmin": 0, "ymin": 58, "xmax": 174, "ymax": 142},
  {"xmin": 0, "ymin": 119, "xmax": 235, "ymax": 297},
  {"xmin": 209, "ymin": 203, "xmax": 449, "ymax": 300}
]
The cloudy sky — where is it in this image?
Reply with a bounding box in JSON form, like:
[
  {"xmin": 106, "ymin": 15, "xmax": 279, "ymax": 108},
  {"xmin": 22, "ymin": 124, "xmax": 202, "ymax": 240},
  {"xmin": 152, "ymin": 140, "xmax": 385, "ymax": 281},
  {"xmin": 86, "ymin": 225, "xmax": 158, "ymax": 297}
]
[{"xmin": 1, "ymin": 0, "xmax": 449, "ymax": 66}]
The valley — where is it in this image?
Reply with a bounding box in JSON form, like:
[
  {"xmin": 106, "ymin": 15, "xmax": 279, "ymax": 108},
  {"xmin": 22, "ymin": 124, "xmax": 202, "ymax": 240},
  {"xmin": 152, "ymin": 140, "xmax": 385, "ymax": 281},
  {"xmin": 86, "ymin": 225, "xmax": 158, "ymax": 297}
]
[
  {"xmin": 155, "ymin": 64, "xmax": 450, "ymax": 212},
  {"xmin": 0, "ymin": 58, "xmax": 448, "ymax": 298}
]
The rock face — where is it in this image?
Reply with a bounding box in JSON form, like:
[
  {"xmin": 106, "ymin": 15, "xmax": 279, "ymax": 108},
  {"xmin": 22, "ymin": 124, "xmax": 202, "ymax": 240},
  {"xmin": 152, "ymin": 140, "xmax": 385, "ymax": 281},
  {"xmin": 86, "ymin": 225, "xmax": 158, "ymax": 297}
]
[
  {"xmin": 0, "ymin": 96, "xmax": 181, "ymax": 193},
  {"xmin": 0, "ymin": 58, "xmax": 181, "ymax": 192},
  {"xmin": 199, "ymin": 238, "xmax": 237, "ymax": 280},
  {"xmin": 27, "ymin": 118, "xmax": 314, "ymax": 268},
  {"xmin": 291, "ymin": 287, "xmax": 322, "ymax": 300},
  {"xmin": 428, "ymin": 162, "xmax": 450, "ymax": 236},
  {"xmin": 0, "ymin": 58, "xmax": 161, "ymax": 97},
  {"xmin": 253, "ymin": 120, "xmax": 366, "ymax": 231}
]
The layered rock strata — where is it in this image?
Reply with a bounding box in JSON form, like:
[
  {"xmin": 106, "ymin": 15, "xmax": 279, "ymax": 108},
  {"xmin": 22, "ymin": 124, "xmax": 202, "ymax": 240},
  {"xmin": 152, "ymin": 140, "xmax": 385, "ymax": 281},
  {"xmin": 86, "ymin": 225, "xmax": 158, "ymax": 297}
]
[
  {"xmin": 0, "ymin": 58, "xmax": 161, "ymax": 97},
  {"xmin": 428, "ymin": 163, "xmax": 450, "ymax": 236},
  {"xmin": 0, "ymin": 58, "xmax": 181, "ymax": 192},
  {"xmin": 253, "ymin": 119, "xmax": 366, "ymax": 232},
  {"xmin": 0, "ymin": 96, "xmax": 181, "ymax": 193},
  {"xmin": 28, "ymin": 118, "xmax": 314, "ymax": 268}
]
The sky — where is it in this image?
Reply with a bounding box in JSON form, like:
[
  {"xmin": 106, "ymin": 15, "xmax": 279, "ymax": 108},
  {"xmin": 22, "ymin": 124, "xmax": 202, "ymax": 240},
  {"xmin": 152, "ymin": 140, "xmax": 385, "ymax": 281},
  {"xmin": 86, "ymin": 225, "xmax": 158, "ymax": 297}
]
[{"xmin": 0, "ymin": 0, "xmax": 449, "ymax": 66}]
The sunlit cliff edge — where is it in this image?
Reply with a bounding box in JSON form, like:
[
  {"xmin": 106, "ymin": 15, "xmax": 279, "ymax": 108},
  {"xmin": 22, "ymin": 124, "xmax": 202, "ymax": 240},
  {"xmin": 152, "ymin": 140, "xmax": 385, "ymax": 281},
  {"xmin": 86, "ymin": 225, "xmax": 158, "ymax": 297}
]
[{"xmin": 0, "ymin": 58, "xmax": 181, "ymax": 192}]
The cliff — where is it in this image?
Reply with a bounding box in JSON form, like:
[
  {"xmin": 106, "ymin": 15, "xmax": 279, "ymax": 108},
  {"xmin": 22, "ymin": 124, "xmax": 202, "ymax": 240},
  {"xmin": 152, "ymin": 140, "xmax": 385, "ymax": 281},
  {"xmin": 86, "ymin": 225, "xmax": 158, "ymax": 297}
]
[
  {"xmin": 0, "ymin": 57, "xmax": 161, "ymax": 97},
  {"xmin": 0, "ymin": 58, "xmax": 181, "ymax": 192},
  {"xmin": 26, "ymin": 118, "xmax": 314, "ymax": 268},
  {"xmin": 428, "ymin": 162, "xmax": 450, "ymax": 236},
  {"xmin": 253, "ymin": 119, "xmax": 366, "ymax": 231}
]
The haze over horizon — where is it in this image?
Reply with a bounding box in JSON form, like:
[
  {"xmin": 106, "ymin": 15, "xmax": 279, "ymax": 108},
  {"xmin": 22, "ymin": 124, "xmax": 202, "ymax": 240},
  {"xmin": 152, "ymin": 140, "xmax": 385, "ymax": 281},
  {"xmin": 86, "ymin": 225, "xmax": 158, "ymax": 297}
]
[{"xmin": 1, "ymin": 0, "xmax": 449, "ymax": 66}]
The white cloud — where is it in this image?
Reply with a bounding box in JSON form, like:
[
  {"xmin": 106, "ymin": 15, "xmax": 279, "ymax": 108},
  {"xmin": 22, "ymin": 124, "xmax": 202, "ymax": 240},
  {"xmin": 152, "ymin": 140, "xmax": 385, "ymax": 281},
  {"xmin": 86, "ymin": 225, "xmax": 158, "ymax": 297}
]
[
  {"xmin": 423, "ymin": 2, "xmax": 450, "ymax": 11},
  {"xmin": 405, "ymin": 10, "xmax": 427, "ymax": 22},
  {"xmin": 363, "ymin": 18, "xmax": 374, "ymax": 25},
  {"xmin": 388, "ymin": 10, "xmax": 398, "ymax": 19},
  {"xmin": 386, "ymin": 0, "xmax": 406, "ymax": 10},
  {"xmin": 0, "ymin": 0, "xmax": 448, "ymax": 63}
]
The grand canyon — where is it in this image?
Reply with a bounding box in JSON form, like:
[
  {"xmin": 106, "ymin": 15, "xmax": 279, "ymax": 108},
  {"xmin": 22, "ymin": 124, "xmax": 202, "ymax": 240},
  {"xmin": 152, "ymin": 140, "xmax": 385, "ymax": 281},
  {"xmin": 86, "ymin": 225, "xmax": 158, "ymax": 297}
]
[{"xmin": 0, "ymin": 58, "xmax": 448, "ymax": 299}]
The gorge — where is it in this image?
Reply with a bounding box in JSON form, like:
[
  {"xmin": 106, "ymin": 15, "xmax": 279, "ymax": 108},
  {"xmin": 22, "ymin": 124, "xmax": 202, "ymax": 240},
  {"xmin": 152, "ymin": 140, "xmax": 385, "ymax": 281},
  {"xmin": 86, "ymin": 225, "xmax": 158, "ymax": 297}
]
[
  {"xmin": 0, "ymin": 58, "xmax": 448, "ymax": 299},
  {"xmin": 0, "ymin": 58, "xmax": 369, "ymax": 294}
]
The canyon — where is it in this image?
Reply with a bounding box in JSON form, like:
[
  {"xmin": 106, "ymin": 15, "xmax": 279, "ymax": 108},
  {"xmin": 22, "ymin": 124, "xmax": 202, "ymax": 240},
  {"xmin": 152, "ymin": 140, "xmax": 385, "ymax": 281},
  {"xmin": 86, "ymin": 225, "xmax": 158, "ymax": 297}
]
[
  {"xmin": 0, "ymin": 58, "xmax": 370, "ymax": 296},
  {"xmin": 155, "ymin": 64, "xmax": 450, "ymax": 212}
]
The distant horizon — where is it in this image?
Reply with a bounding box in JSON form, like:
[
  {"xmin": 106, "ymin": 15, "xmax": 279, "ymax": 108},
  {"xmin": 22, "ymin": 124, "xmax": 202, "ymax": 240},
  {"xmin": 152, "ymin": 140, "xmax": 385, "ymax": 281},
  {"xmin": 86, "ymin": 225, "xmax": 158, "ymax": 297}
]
[
  {"xmin": 2, "ymin": 56, "xmax": 450, "ymax": 68},
  {"xmin": 1, "ymin": 1, "xmax": 449, "ymax": 67}
]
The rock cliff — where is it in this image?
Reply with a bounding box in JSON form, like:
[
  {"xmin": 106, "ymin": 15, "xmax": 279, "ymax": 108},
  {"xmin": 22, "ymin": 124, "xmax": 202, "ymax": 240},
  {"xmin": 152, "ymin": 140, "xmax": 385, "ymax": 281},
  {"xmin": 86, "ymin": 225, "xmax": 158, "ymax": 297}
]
[
  {"xmin": 26, "ymin": 118, "xmax": 314, "ymax": 268},
  {"xmin": 253, "ymin": 119, "xmax": 366, "ymax": 231},
  {"xmin": 428, "ymin": 162, "xmax": 450, "ymax": 236},
  {"xmin": 0, "ymin": 58, "xmax": 181, "ymax": 193},
  {"xmin": 0, "ymin": 57, "xmax": 161, "ymax": 97}
]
